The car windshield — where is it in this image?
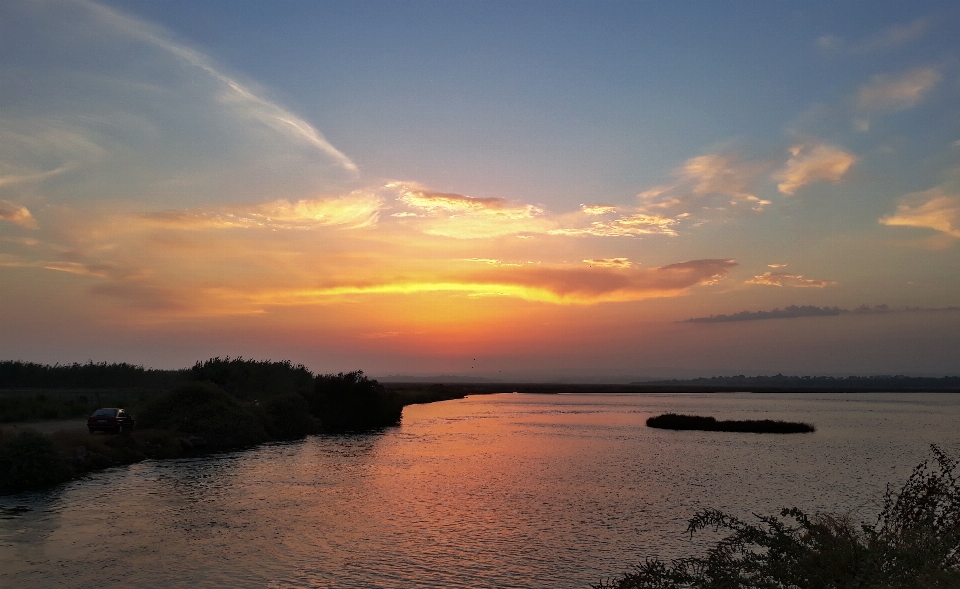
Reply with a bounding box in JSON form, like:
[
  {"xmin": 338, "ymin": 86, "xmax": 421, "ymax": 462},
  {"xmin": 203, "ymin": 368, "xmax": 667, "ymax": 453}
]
[{"xmin": 92, "ymin": 409, "xmax": 118, "ymax": 417}]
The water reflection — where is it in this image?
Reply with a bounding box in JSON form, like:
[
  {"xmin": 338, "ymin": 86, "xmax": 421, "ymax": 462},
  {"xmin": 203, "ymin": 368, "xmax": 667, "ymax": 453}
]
[{"xmin": 2, "ymin": 393, "xmax": 960, "ymax": 589}]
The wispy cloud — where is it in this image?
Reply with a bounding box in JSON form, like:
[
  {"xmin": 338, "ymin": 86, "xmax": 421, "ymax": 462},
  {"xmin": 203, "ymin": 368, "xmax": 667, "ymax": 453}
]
[
  {"xmin": 636, "ymin": 152, "xmax": 772, "ymax": 215},
  {"xmin": 396, "ymin": 185, "xmax": 541, "ymax": 218},
  {"xmin": 549, "ymin": 213, "xmax": 679, "ymax": 237},
  {"xmin": 818, "ymin": 18, "xmax": 933, "ymax": 54},
  {"xmin": 211, "ymin": 259, "xmax": 738, "ymax": 307},
  {"xmin": 140, "ymin": 193, "xmax": 383, "ymax": 231},
  {"xmin": 583, "ymin": 258, "xmax": 632, "ymax": 268},
  {"xmin": 880, "ymin": 188, "xmax": 960, "ymax": 238},
  {"xmin": 684, "ymin": 303, "xmax": 959, "ymax": 323},
  {"xmin": 773, "ymin": 144, "xmax": 857, "ymax": 195},
  {"xmin": 853, "ymin": 17, "xmax": 933, "ymax": 53},
  {"xmin": 0, "ymin": 200, "xmax": 39, "ymax": 229},
  {"xmin": 857, "ymin": 67, "xmax": 941, "ymax": 112},
  {"xmin": 746, "ymin": 271, "xmax": 836, "ymax": 288},
  {"xmin": 684, "ymin": 305, "xmax": 846, "ymax": 323},
  {"xmin": 73, "ymin": 0, "xmax": 356, "ymax": 172}
]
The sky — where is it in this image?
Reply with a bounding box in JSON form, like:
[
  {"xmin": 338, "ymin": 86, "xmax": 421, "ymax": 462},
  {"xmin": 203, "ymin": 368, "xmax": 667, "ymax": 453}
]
[{"xmin": 1, "ymin": 0, "xmax": 959, "ymax": 380}]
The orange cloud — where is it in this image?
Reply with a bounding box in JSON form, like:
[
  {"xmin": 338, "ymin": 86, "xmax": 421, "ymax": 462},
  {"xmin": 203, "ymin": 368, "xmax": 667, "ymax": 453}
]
[
  {"xmin": 879, "ymin": 188, "xmax": 960, "ymax": 238},
  {"xmin": 583, "ymin": 258, "xmax": 632, "ymax": 268},
  {"xmin": 550, "ymin": 213, "xmax": 678, "ymax": 237},
  {"xmin": 0, "ymin": 200, "xmax": 39, "ymax": 229},
  {"xmin": 210, "ymin": 259, "xmax": 738, "ymax": 307},
  {"xmin": 635, "ymin": 153, "xmax": 772, "ymax": 216},
  {"xmin": 746, "ymin": 272, "xmax": 836, "ymax": 288},
  {"xmin": 396, "ymin": 185, "xmax": 541, "ymax": 219},
  {"xmin": 580, "ymin": 204, "xmax": 619, "ymax": 215},
  {"xmin": 140, "ymin": 193, "xmax": 382, "ymax": 230},
  {"xmin": 857, "ymin": 67, "xmax": 941, "ymax": 112},
  {"xmin": 774, "ymin": 144, "xmax": 856, "ymax": 195}
]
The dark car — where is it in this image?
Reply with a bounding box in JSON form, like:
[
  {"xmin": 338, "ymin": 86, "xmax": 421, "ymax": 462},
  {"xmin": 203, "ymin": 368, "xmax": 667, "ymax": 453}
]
[{"xmin": 88, "ymin": 408, "xmax": 136, "ymax": 434}]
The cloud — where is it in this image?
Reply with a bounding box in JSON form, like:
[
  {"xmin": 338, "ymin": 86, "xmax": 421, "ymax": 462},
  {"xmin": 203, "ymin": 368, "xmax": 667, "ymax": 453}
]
[
  {"xmin": 879, "ymin": 188, "xmax": 960, "ymax": 238},
  {"xmin": 857, "ymin": 68, "xmax": 941, "ymax": 112},
  {"xmin": 684, "ymin": 303, "xmax": 960, "ymax": 323},
  {"xmin": 140, "ymin": 193, "xmax": 383, "ymax": 231},
  {"xmin": 583, "ymin": 258, "xmax": 632, "ymax": 268},
  {"xmin": 396, "ymin": 186, "xmax": 541, "ymax": 219},
  {"xmin": 580, "ymin": 204, "xmax": 619, "ymax": 215},
  {"xmin": 684, "ymin": 305, "xmax": 846, "ymax": 323},
  {"xmin": 637, "ymin": 153, "xmax": 772, "ymax": 214},
  {"xmin": 773, "ymin": 144, "xmax": 857, "ymax": 195},
  {"xmin": 746, "ymin": 272, "xmax": 836, "ymax": 288},
  {"xmin": 550, "ymin": 213, "xmax": 679, "ymax": 237},
  {"xmin": 767, "ymin": 263, "xmax": 787, "ymax": 268},
  {"xmin": 0, "ymin": 200, "xmax": 39, "ymax": 229},
  {"xmin": 220, "ymin": 259, "xmax": 739, "ymax": 306},
  {"xmin": 853, "ymin": 18, "xmax": 932, "ymax": 53},
  {"xmin": 74, "ymin": 0, "xmax": 356, "ymax": 172}
]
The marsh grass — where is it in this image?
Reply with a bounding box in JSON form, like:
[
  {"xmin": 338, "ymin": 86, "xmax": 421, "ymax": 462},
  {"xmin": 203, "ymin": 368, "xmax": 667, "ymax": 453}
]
[
  {"xmin": 596, "ymin": 445, "xmax": 960, "ymax": 589},
  {"xmin": 646, "ymin": 413, "xmax": 815, "ymax": 434}
]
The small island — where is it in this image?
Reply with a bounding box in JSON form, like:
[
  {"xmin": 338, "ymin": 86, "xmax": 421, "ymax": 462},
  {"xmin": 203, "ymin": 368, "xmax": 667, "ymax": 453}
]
[{"xmin": 646, "ymin": 413, "xmax": 815, "ymax": 433}]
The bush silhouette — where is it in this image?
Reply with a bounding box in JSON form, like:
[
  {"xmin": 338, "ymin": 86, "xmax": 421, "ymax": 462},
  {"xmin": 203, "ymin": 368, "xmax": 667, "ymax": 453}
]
[
  {"xmin": 254, "ymin": 393, "xmax": 319, "ymax": 440},
  {"xmin": 647, "ymin": 413, "xmax": 815, "ymax": 433},
  {"xmin": 596, "ymin": 445, "xmax": 960, "ymax": 589},
  {"xmin": 138, "ymin": 382, "xmax": 268, "ymax": 449},
  {"xmin": 0, "ymin": 430, "xmax": 74, "ymax": 492},
  {"xmin": 310, "ymin": 371, "xmax": 402, "ymax": 431}
]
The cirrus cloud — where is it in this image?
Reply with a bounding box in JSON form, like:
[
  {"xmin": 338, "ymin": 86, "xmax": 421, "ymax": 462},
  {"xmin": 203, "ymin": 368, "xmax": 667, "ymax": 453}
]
[
  {"xmin": 857, "ymin": 67, "xmax": 941, "ymax": 112},
  {"xmin": 746, "ymin": 271, "xmax": 836, "ymax": 288}
]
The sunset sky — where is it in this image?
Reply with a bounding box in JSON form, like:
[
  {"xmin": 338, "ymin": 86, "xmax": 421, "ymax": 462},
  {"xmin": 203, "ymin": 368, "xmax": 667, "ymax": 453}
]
[{"xmin": 2, "ymin": 0, "xmax": 959, "ymax": 379}]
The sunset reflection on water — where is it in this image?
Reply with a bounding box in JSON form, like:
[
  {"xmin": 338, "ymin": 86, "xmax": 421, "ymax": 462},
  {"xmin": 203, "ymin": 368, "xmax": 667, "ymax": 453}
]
[{"xmin": 2, "ymin": 393, "xmax": 960, "ymax": 589}]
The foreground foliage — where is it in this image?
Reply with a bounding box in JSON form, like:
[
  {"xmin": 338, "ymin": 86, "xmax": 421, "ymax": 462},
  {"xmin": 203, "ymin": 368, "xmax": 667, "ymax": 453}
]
[{"xmin": 596, "ymin": 445, "xmax": 960, "ymax": 589}]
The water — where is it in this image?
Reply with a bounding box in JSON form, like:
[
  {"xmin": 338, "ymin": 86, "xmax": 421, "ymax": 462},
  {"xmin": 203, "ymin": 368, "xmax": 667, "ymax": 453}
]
[{"xmin": 2, "ymin": 393, "xmax": 959, "ymax": 588}]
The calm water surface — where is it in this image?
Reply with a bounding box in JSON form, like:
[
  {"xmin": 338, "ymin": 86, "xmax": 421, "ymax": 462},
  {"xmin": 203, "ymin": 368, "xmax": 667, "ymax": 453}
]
[{"xmin": 2, "ymin": 393, "xmax": 959, "ymax": 588}]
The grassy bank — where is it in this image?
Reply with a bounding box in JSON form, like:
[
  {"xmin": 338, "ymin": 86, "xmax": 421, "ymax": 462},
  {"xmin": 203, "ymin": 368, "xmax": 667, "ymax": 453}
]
[
  {"xmin": 0, "ymin": 359, "xmax": 479, "ymax": 494},
  {"xmin": 647, "ymin": 413, "xmax": 815, "ymax": 433},
  {"xmin": 596, "ymin": 445, "xmax": 960, "ymax": 589}
]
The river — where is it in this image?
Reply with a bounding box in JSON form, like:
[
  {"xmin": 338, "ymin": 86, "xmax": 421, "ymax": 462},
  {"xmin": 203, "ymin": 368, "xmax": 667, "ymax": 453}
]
[{"xmin": 2, "ymin": 392, "xmax": 959, "ymax": 588}]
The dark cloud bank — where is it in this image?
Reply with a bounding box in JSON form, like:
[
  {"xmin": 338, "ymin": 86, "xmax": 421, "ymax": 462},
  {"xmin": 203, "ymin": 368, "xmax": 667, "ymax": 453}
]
[{"xmin": 683, "ymin": 304, "xmax": 960, "ymax": 324}]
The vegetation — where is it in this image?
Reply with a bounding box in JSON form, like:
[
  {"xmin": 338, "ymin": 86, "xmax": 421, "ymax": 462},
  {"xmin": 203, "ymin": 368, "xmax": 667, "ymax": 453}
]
[
  {"xmin": 188, "ymin": 357, "xmax": 313, "ymax": 400},
  {"xmin": 0, "ymin": 430, "xmax": 74, "ymax": 493},
  {"xmin": 309, "ymin": 371, "xmax": 403, "ymax": 431},
  {"xmin": 647, "ymin": 414, "xmax": 815, "ymax": 434},
  {"xmin": 0, "ymin": 358, "xmax": 478, "ymax": 493},
  {"xmin": 137, "ymin": 382, "xmax": 270, "ymax": 449},
  {"xmin": 596, "ymin": 445, "xmax": 960, "ymax": 589},
  {"xmin": 0, "ymin": 360, "xmax": 185, "ymax": 389}
]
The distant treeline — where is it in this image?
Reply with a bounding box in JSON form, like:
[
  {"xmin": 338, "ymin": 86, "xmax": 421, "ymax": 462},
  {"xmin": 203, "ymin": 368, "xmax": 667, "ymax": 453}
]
[
  {"xmin": 634, "ymin": 374, "xmax": 960, "ymax": 391},
  {"xmin": 0, "ymin": 361, "xmax": 187, "ymax": 389}
]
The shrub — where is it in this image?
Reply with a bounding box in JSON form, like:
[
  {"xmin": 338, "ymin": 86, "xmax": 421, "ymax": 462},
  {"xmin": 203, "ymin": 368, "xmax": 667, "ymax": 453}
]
[
  {"xmin": 189, "ymin": 357, "xmax": 314, "ymax": 400},
  {"xmin": 0, "ymin": 429, "xmax": 74, "ymax": 493},
  {"xmin": 309, "ymin": 371, "xmax": 402, "ymax": 431},
  {"xmin": 646, "ymin": 413, "xmax": 815, "ymax": 434},
  {"xmin": 254, "ymin": 393, "xmax": 319, "ymax": 440},
  {"xmin": 595, "ymin": 445, "xmax": 960, "ymax": 589},
  {"xmin": 137, "ymin": 382, "xmax": 268, "ymax": 449}
]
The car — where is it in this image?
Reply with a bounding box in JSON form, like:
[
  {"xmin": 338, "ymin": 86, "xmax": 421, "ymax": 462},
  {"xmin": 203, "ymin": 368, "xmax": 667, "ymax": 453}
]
[{"xmin": 87, "ymin": 408, "xmax": 136, "ymax": 434}]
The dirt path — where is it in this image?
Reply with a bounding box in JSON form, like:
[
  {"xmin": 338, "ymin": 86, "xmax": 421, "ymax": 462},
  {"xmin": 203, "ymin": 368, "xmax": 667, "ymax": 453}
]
[{"xmin": 0, "ymin": 419, "xmax": 88, "ymax": 436}]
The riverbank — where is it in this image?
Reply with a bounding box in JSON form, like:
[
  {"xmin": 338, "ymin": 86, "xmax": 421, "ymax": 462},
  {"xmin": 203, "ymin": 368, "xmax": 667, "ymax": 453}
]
[{"xmin": 0, "ymin": 366, "xmax": 479, "ymax": 494}]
